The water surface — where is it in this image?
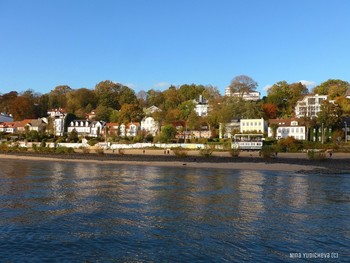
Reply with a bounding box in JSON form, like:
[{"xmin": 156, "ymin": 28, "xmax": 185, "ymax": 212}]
[{"xmin": 0, "ymin": 160, "xmax": 349, "ymax": 262}]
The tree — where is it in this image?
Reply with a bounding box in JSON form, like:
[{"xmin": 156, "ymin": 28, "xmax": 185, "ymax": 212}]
[
  {"xmin": 312, "ymin": 79, "xmax": 350, "ymax": 99},
  {"xmin": 178, "ymin": 100, "xmax": 196, "ymax": 120},
  {"xmin": 163, "ymin": 86, "xmax": 181, "ymax": 110},
  {"xmin": 317, "ymin": 101, "xmax": 342, "ymax": 128},
  {"xmin": 94, "ymin": 105, "xmax": 113, "ymax": 122},
  {"xmin": 0, "ymin": 91, "xmax": 18, "ymax": 114},
  {"xmin": 229, "ymin": 75, "xmax": 258, "ymax": 97},
  {"xmin": 9, "ymin": 96, "xmax": 36, "ymax": 121},
  {"xmin": 118, "ymin": 104, "xmax": 144, "ymax": 123},
  {"xmin": 68, "ymin": 128, "xmax": 79, "ymax": 143},
  {"xmin": 178, "ymin": 84, "xmax": 205, "ymax": 101},
  {"xmin": 159, "ymin": 125, "xmax": 177, "ymax": 143},
  {"xmin": 146, "ymin": 89, "xmax": 165, "ymax": 108},
  {"xmin": 335, "ymin": 97, "xmax": 350, "ymax": 116},
  {"xmin": 202, "ymin": 85, "xmax": 221, "ymax": 101},
  {"xmin": 262, "ymin": 103, "xmax": 278, "ymax": 119},
  {"xmin": 267, "ymin": 81, "xmax": 308, "ymax": 117},
  {"xmin": 48, "ymin": 85, "xmax": 71, "ymax": 109},
  {"xmin": 66, "ymin": 88, "xmax": 97, "ymax": 117}
]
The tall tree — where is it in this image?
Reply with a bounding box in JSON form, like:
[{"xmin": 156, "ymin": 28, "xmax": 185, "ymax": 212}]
[
  {"xmin": 229, "ymin": 75, "xmax": 258, "ymax": 97},
  {"xmin": 317, "ymin": 101, "xmax": 342, "ymax": 128},
  {"xmin": 9, "ymin": 96, "xmax": 36, "ymax": 120},
  {"xmin": 66, "ymin": 88, "xmax": 97, "ymax": 117},
  {"xmin": 178, "ymin": 84, "xmax": 205, "ymax": 101},
  {"xmin": 48, "ymin": 85, "xmax": 71, "ymax": 109},
  {"xmin": 312, "ymin": 79, "xmax": 350, "ymax": 99},
  {"xmin": 267, "ymin": 81, "xmax": 308, "ymax": 117}
]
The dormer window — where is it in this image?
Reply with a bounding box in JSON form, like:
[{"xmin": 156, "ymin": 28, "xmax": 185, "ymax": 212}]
[{"xmin": 291, "ymin": 121, "xmax": 298, "ymax": 126}]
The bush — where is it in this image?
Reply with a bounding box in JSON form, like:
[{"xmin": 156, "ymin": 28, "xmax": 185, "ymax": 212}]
[
  {"xmin": 81, "ymin": 147, "xmax": 90, "ymax": 154},
  {"xmin": 229, "ymin": 149, "xmax": 240, "ymax": 158},
  {"xmin": 307, "ymin": 150, "xmax": 327, "ymax": 161},
  {"xmin": 172, "ymin": 148, "xmax": 188, "ymax": 157},
  {"xmin": 117, "ymin": 148, "xmax": 125, "ymax": 155},
  {"xmin": 88, "ymin": 139, "xmax": 99, "ymax": 146},
  {"xmin": 260, "ymin": 145, "xmax": 274, "ymax": 160},
  {"xmin": 199, "ymin": 148, "xmax": 213, "ymax": 158},
  {"xmin": 94, "ymin": 148, "xmax": 104, "ymax": 155},
  {"xmin": 55, "ymin": 146, "xmax": 74, "ymax": 154}
]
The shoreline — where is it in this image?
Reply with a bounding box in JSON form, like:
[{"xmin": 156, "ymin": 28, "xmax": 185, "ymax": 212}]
[{"xmin": 1, "ymin": 151, "xmax": 349, "ymax": 173}]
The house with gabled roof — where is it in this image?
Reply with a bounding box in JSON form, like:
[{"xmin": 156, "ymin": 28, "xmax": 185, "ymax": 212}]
[
  {"xmin": 268, "ymin": 118, "xmax": 306, "ymax": 140},
  {"xmin": 0, "ymin": 122, "xmax": 16, "ymax": 133}
]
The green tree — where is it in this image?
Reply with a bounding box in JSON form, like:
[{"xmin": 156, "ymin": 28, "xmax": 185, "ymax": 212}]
[
  {"xmin": 178, "ymin": 84, "xmax": 205, "ymax": 101},
  {"xmin": 163, "ymin": 86, "xmax": 181, "ymax": 110},
  {"xmin": 95, "ymin": 105, "xmax": 113, "ymax": 122},
  {"xmin": 48, "ymin": 85, "xmax": 71, "ymax": 109},
  {"xmin": 68, "ymin": 128, "xmax": 79, "ymax": 143},
  {"xmin": 178, "ymin": 100, "xmax": 196, "ymax": 120},
  {"xmin": 312, "ymin": 79, "xmax": 350, "ymax": 99},
  {"xmin": 317, "ymin": 101, "xmax": 342, "ymax": 128},
  {"xmin": 267, "ymin": 81, "xmax": 308, "ymax": 117},
  {"xmin": 160, "ymin": 125, "xmax": 177, "ymax": 143},
  {"xmin": 146, "ymin": 89, "xmax": 165, "ymax": 108},
  {"xmin": 66, "ymin": 88, "xmax": 97, "ymax": 117}
]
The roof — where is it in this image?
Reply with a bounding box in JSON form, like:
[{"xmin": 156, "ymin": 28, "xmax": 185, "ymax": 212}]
[{"xmin": 269, "ymin": 118, "xmax": 305, "ymax": 126}]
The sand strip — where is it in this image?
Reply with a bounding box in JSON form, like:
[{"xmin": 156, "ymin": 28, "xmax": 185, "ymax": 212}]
[{"xmin": 0, "ymin": 154, "xmax": 321, "ymax": 172}]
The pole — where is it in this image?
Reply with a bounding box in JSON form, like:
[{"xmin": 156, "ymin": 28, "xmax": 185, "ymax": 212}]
[
  {"xmin": 345, "ymin": 122, "xmax": 348, "ymax": 143},
  {"xmin": 321, "ymin": 123, "xmax": 324, "ymax": 144}
]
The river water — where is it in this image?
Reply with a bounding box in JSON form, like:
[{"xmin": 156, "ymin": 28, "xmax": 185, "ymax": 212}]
[{"xmin": 0, "ymin": 159, "xmax": 349, "ymax": 262}]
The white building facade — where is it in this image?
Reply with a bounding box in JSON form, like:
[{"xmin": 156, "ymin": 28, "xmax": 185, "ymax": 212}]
[
  {"xmin": 47, "ymin": 108, "xmax": 67, "ymax": 136},
  {"xmin": 295, "ymin": 94, "xmax": 328, "ymax": 118},
  {"xmin": 268, "ymin": 119, "xmax": 306, "ymax": 140},
  {"xmin": 194, "ymin": 95, "xmax": 209, "ymax": 116},
  {"xmin": 224, "ymin": 87, "xmax": 260, "ymax": 101},
  {"xmin": 68, "ymin": 120, "xmax": 91, "ymax": 136},
  {"xmin": 141, "ymin": 116, "xmax": 159, "ymax": 136}
]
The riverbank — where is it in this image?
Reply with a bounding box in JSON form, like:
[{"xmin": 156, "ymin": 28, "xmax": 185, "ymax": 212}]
[{"xmin": 1, "ymin": 150, "xmax": 350, "ymax": 173}]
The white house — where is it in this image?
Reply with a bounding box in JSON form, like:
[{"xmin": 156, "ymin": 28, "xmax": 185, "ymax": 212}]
[
  {"xmin": 141, "ymin": 116, "xmax": 159, "ymax": 136},
  {"xmin": 119, "ymin": 122, "xmax": 140, "ymax": 137},
  {"xmin": 240, "ymin": 118, "xmax": 267, "ymax": 133},
  {"xmin": 295, "ymin": 94, "xmax": 330, "ymax": 118},
  {"xmin": 224, "ymin": 87, "xmax": 260, "ymax": 101},
  {"xmin": 0, "ymin": 122, "xmax": 16, "ymax": 133},
  {"xmin": 47, "ymin": 108, "xmax": 67, "ymax": 136},
  {"xmin": 268, "ymin": 118, "xmax": 306, "ymax": 140},
  {"xmin": 219, "ymin": 119, "xmax": 240, "ymax": 139},
  {"xmin": 90, "ymin": 121, "xmax": 106, "ymax": 138},
  {"xmin": 194, "ymin": 95, "xmax": 209, "ymax": 116},
  {"xmin": 68, "ymin": 120, "xmax": 91, "ymax": 136}
]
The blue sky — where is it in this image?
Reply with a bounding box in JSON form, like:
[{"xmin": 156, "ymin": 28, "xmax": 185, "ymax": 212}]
[{"xmin": 1, "ymin": 0, "xmax": 350, "ymax": 96}]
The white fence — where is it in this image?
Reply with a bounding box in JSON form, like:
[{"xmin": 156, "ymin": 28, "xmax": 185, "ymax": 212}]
[{"xmin": 16, "ymin": 141, "xmax": 226, "ymax": 150}]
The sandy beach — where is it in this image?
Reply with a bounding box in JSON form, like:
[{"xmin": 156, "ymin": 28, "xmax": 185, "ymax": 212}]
[{"xmin": 1, "ymin": 150, "xmax": 349, "ymax": 173}]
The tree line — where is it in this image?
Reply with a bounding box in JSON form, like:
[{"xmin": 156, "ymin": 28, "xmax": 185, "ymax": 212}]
[{"xmin": 1, "ymin": 77, "xmax": 349, "ymax": 135}]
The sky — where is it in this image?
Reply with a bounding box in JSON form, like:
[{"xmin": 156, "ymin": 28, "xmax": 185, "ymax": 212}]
[{"xmin": 1, "ymin": 0, "xmax": 350, "ymax": 97}]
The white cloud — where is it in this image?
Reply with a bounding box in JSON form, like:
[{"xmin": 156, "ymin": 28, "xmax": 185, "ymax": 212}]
[
  {"xmin": 299, "ymin": 80, "xmax": 316, "ymax": 88},
  {"xmin": 154, "ymin": 82, "xmax": 170, "ymax": 88}
]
